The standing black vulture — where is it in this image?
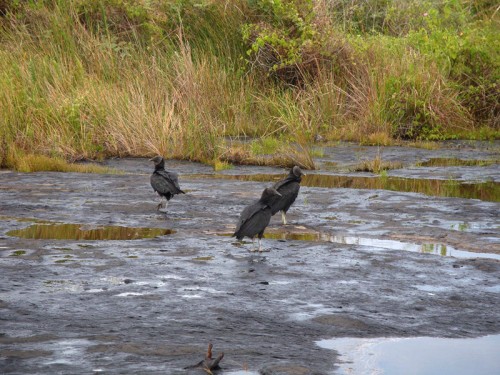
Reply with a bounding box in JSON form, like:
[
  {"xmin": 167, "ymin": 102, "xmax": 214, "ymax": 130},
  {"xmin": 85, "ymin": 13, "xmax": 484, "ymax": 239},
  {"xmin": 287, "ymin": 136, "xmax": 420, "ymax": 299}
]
[
  {"xmin": 149, "ymin": 156, "xmax": 185, "ymax": 212},
  {"xmin": 233, "ymin": 187, "xmax": 282, "ymax": 252},
  {"xmin": 270, "ymin": 166, "xmax": 305, "ymax": 225}
]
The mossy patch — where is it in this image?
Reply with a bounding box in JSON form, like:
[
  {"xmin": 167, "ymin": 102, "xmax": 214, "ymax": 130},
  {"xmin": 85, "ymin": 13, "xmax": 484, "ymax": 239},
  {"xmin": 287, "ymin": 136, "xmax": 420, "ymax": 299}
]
[{"xmin": 10, "ymin": 250, "xmax": 26, "ymax": 257}]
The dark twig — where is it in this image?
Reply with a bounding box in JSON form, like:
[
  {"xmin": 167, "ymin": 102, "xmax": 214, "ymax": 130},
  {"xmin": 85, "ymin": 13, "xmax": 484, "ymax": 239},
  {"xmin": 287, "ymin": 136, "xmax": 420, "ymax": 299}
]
[{"xmin": 184, "ymin": 343, "xmax": 224, "ymax": 374}]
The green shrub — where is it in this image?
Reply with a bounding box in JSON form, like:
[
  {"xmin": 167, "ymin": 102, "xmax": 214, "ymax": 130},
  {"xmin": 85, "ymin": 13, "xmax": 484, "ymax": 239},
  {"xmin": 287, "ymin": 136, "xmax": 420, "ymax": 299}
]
[
  {"xmin": 380, "ymin": 50, "xmax": 472, "ymax": 140},
  {"xmin": 449, "ymin": 22, "xmax": 499, "ymax": 128},
  {"xmin": 408, "ymin": 19, "xmax": 499, "ymax": 128},
  {"xmin": 242, "ymin": 0, "xmax": 333, "ymax": 85},
  {"xmin": 327, "ymin": 0, "xmax": 476, "ymax": 36}
]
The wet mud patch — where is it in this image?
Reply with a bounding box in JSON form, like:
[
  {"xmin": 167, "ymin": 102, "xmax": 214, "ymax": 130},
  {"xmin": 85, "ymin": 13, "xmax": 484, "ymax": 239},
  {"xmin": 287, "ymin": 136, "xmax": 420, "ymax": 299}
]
[
  {"xmin": 1, "ymin": 144, "xmax": 499, "ymax": 374},
  {"xmin": 87, "ymin": 342, "xmax": 200, "ymax": 357},
  {"xmin": 260, "ymin": 364, "xmax": 314, "ymax": 375},
  {"xmin": 0, "ymin": 334, "xmax": 58, "ymax": 345},
  {"xmin": 313, "ymin": 315, "xmax": 369, "ymax": 330},
  {"xmin": 0, "ymin": 350, "xmax": 53, "ymax": 359}
]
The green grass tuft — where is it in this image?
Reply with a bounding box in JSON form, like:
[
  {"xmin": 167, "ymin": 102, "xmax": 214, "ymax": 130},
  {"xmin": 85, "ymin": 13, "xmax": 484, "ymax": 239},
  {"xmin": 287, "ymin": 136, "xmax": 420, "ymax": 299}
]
[{"xmin": 8, "ymin": 151, "xmax": 118, "ymax": 174}]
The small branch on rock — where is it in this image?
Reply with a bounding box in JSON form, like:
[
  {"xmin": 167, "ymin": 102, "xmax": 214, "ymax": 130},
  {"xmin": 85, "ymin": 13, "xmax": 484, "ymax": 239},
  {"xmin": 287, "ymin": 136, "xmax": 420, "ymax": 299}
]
[{"xmin": 184, "ymin": 343, "xmax": 224, "ymax": 374}]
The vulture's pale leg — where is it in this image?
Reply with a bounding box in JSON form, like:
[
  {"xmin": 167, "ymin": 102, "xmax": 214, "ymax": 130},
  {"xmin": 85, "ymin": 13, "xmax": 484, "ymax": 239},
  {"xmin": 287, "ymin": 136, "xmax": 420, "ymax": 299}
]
[
  {"xmin": 158, "ymin": 198, "xmax": 169, "ymax": 212},
  {"xmin": 248, "ymin": 238, "xmax": 259, "ymax": 252},
  {"xmin": 258, "ymin": 238, "xmax": 271, "ymax": 252},
  {"xmin": 281, "ymin": 211, "xmax": 287, "ymax": 225}
]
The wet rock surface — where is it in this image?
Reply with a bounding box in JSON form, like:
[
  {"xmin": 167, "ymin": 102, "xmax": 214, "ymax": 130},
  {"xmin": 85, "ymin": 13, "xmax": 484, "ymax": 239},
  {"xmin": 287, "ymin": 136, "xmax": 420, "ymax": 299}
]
[{"xmin": 0, "ymin": 143, "xmax": 499, "ymax": 374}]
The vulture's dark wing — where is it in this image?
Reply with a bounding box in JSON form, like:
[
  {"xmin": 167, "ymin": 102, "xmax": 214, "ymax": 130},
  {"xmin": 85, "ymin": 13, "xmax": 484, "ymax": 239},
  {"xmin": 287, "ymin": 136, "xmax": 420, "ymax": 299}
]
[
  {"xmin": 153, "ymin": 170, "xmax": 184, "ymax": 194},
  {"xmin": 160, "ymin": 170, "xmax": 184, "ymax": 193},
  {"xmin": 234, "ymin": 202, "xmax": 266, "ymax": 238},
  {"xmin": 151, "ymin": 173, "xmax": 176, "ymax": 196},
  {"xmin": 273, "ymin": 176, "xmax": 293, "ymax": 191},
  {"xmin": 239, "ymin": 209, "xmax": 271, "ymax": 239},
  {"xmin": 271, "ymin": 180, "xmax": 300, "ymax": 214}
]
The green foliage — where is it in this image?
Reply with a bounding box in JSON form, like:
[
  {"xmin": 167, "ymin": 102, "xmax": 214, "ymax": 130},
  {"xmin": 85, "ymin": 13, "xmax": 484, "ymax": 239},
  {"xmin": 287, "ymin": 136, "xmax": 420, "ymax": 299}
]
[
  {"xmin": 383, "ymin": 70, "xmax": 470, "ymax": 140},
  {"xmin": 213, "ymin": 160, "xmax": 233, "ymax": 171},
  {"xmin": 328, "ymin": 0, "xmax": 473, "ymax": 35},
  {"xmin": 242, "ymin": 0, "xmax": 331, "ymax": 85},
  {"xmin": 329, "ymin": 0, "xmax": 397, "ymax": 34},
  {"xmin": 250, "ymin": 137, "xmax": 281, "ymax": 155},
  {"xmin": 448, "ymin": 23, "xmax": 499, "ymax": 127},
  {"xmin": 408, "ymin": 20, "xmax": 499, "ymax": 128},
  {"xmin": 76, "ymin": 0, "xmax": 153, "ymax": 41},
  {"xmin": 384, "ymin": 74, "xmax": 439, "ymax": 139}
]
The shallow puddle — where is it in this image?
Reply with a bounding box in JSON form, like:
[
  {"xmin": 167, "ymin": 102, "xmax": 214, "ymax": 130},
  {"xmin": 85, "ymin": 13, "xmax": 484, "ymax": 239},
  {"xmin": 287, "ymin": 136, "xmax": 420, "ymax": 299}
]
[
  {"xmin": 7, "ymin": 224, "xmax": 174, "ymax": 240},
  {"xmin": 264, "ymin": 231, "xmax": 320, "ymax": 242},
  {"xmin": 190, "ymin": 173, "xmax": 500, "ymax": 202},
  {"xmin": 328, "ymin": 235, "xmax": 500, "ymax": 260},
  {"xmin": 192, "ymin": 256, "xmax": 214, "ymax": 261},
  {"xmin": 263, "ymin": 231, "xmax": 500, "ymax": 260},
  {"xmin": 317, "ymin": 335, "xmax": 500, "ymax": 375},
  {"xmin": 443, "ymin": 221, "xmax": 496, "ymax": 232}
]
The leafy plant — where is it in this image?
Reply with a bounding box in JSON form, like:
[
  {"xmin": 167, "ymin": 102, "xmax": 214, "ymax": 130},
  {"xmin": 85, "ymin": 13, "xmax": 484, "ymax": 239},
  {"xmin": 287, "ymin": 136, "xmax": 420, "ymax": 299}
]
[{"xmin": 242, "ymin": 0, "xmax": 335, "ymax": 85}]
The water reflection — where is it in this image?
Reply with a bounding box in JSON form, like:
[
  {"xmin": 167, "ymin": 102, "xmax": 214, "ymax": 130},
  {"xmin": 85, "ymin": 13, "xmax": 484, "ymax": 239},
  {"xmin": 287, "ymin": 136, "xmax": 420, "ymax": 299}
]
[
  {"xmin": 264, "ymin": 231, "xmax": 321, "ymax": 242},
  {"xmin": 190, "ymin": 173, "xmax": 500, "ymax": 202},
  {"xmin": 452, "ymin": 222, "xmax": 470, "ymax": 231},
  {"xmin": 7, "ymin": 224, "xmax": 174, "ymax": 240},
  {"xmin": 317, "ymin": 335, "xmax": 500, "ymax": 375},
  {"xmin": 192, "ymin": 256, "xmax": 214, "ymax": 261},
  {"xmin": 263, "ymin": 231, "xmax": 500, "ymax": 260},
  {"xmin": 331, "ymin": 235, "xmax": 500, "ymax": 260},
  {"xmin": 422, "ymin": 243, "xmax": 448, "ymax": 256}
]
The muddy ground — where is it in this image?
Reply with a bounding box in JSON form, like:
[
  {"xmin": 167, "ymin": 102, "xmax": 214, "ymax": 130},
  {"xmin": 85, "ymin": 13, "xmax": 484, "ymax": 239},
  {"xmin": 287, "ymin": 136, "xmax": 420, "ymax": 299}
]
[{"xmin": 1, "ymin": 142, "xmax": 499, "ymax": 374}]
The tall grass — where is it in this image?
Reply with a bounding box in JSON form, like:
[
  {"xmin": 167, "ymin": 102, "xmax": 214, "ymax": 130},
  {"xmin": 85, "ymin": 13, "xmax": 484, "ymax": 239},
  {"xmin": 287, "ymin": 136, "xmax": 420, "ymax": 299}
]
[
  {"xmin": 0, "ymin": 1, "xmax": 249, "ymax": 166},
  {"xmin": 0, "ymin": 0, "xmax": 498, "ymax": 171}
]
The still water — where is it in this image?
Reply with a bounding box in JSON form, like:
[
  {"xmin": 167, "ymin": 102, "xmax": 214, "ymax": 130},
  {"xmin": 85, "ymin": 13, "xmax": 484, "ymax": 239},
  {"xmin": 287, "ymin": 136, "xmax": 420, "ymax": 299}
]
[
  {"xmin": 7, "ymin": 223, "xmax": 173, "ymax": 240},
  {"xmin": 263, "ymin": 231, "xmax": 500, "ymax": 261},
  {"xmin": 190, "ymin": 173, "xmax": 500, "ymax": 202},
  {"xmin": 317, "ymin": 335, "xmax": 500, "ymax": 375}
]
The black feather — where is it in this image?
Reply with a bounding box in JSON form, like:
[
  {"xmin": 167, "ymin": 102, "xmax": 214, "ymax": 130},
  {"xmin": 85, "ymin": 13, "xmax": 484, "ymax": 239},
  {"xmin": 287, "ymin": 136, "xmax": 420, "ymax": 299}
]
[
  {"xmin": 150, "ymin": 156, "xmax": 185, "ymax": 201},
  {"xmin": 270, "ymin": 166, "xmax": 304, "ymax": 216},
  {"xmin": 233, "ymin": 188, "xmax": 282, "ymax": 240}
]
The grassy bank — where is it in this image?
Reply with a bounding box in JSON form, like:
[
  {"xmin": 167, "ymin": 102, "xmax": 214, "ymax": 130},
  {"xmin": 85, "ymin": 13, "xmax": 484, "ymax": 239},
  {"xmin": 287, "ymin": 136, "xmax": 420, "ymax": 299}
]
[{"xmin": 0, "ymin": 0, "xmax": 498, "ymax": 171}]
